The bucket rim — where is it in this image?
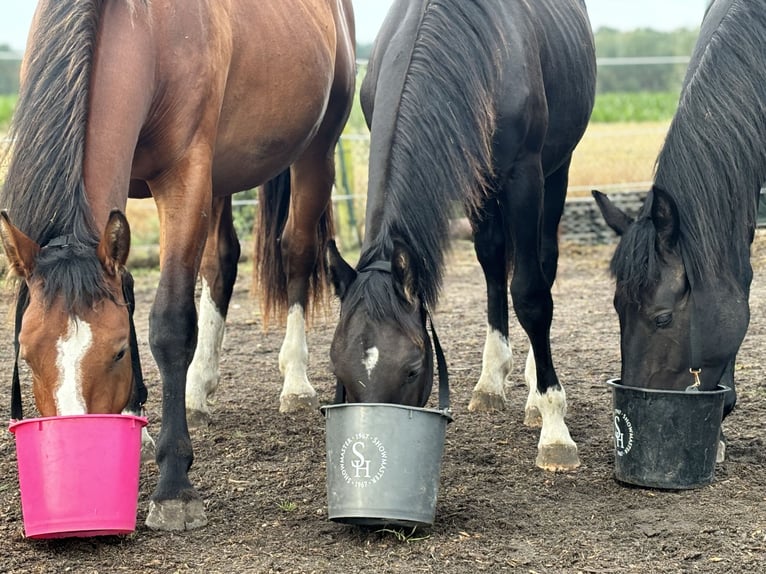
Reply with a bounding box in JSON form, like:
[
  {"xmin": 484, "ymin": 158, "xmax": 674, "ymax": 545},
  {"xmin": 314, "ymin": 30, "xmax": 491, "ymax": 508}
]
[
  {"xmin": 320, "ymin": 402, "xmax": 453, "ymax": 422},
  {"xmin": 606, "ymin": 378, "xmax": 731, "ymax": 396},
  {"xmin": 8, "ymin": 414, "xmax": 148, "ymax": 433}
]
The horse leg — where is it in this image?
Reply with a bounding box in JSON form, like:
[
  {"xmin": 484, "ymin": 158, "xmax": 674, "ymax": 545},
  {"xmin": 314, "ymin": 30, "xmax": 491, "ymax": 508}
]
[
  {"xmin": 718, "ymin": 358, "xmax": 738, "ymax": 462},
  {"xmin": 144, "ymin": 149, "xmax": 213, "ymax": 531},
  {"xmin": 186, "ymin": 196, "xmax": 240, "ymax": 428},
  {"xmin": 278, "ymin": 152, "xmax": 334, "ymax": 412},
  {"xmin": 522, "ymin": 160, "xmax": 570, "ymax": 429},
  {"xmin": 504, "ymin": 156, "xmax": 579, "ymax": 471},
  {"xmin": 118, "ymin": 270, "xmax": 156, "ymax": 461},
  {"xmin": 468, "ymin": 198, "xmax": 512, "ymax": 412}
]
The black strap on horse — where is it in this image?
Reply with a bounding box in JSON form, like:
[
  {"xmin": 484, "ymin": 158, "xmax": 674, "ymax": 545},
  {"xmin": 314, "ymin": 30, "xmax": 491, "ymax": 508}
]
[
  {"xmin": 10, "ymin": 282, "xmax": 29, "ymax": 420},
  {"xmin": 334, "ymin": 260, "xmax": 450, "ymax": 414},
  {"xmin": 122, "ymin": 269, "xmax": 147, "ymax": 409},
  {"xmin": 9, "ymin": 235, "xmax": 144, "ymax": 419}
]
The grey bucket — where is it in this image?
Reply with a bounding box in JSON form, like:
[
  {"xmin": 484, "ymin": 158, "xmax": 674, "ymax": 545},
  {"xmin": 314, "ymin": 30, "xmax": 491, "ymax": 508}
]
[
  {"xmin": 606, "ymin": 379, "xmax": 730, "ymax": 489},
  {"xmin": 321, "ymin": 403, "xmax": 452, "ymax": 528}
]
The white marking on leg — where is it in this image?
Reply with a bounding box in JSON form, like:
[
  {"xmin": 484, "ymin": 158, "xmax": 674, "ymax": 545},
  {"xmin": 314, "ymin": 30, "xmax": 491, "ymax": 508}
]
[
  {"xmin": 524, "ymin": 345, "xmax": 540, "ymax": 413},
  {"xmin": 187, "ymin": 279, "xmax": 225, "ymax": 415},
  {"xmin": 279, "ymin": 305, "xmax": 315, "ymax": 401},
  {"xmin": 363, "ymin": 346, "xmax": 379, "ymax": 380},
  {"xmin": 536, "ymin": 385, "xmax": 576, "ymax": 451},
  {"xmin": 55, "ymin": 318, "xmax": 91, "ymax": 415},
  {"xmin": 472, "ymin": 325, "xmax": 512, "ymax": 400}
]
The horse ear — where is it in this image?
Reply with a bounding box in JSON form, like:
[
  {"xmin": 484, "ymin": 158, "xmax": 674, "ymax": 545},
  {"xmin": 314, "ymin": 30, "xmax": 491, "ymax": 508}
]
[
  {"xmin": 326, "ymin": 239, "xmax": 357, "ymax": 300},
  {"xmin": 649, "ymin": 186, "xmax": 680, "ymax": 251},
  {"xmin": 592, "ymin": 190, "xmax": 633, "ymax": 236},
  {"xmin": 391, "ymin": 239, "xmax": 419, "ymax": 308},
  {"xmin": 98, "ymin": 209, "xmax": 131, "ymax": 276},
  {"xmin": 0, "ymin": 211, "xmax": 40, "ymax": 280}
]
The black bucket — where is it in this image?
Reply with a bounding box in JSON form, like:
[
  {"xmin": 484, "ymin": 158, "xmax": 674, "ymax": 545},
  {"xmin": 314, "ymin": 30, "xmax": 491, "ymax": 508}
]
[{"xmin": 606, "ymin": 379, "xmax": 730, "ymax": 489}]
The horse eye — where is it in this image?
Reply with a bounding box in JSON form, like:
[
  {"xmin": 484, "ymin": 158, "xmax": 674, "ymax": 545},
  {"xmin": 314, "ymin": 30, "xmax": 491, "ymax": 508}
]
[
  {"xmin": 405, "ymin": 368, "xmax": 420, "ymax": 384},
  {"xmin": 114, "ymin": 348, "xmax": 127, "ymax": 362},
  {"xmin": 655, "ymin": 313, "xmax": 673, "ymax": 328}
]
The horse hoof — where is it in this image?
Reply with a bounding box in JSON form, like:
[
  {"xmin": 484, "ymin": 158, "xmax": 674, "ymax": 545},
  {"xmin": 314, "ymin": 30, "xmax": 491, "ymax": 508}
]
[
  {"xmin": 140, "ymin": 429, "xmax": 156, "ymax": 464},
  {"xmin": 140, "ymin": 441, "xmax": 156, "ymax": 465},
  {"xmin": 186, "ymin": 408, "xmax": 211, "ymax": 430},
  {"xmin": 716, "ymin": 439, "xmax": 726, "ymax": 463},
  {"xmin": 145, "ymin": 499, "xmax": 208, "ymax": 531},
  {"xmin": 279, "ymin": 393, "xmax": 319, "ymax": 413},
  {"xmin": 468, "ymin": 391, "xmax": 506, "ymax": 412},
  {"xmin": 523, "ymin": 406, "xmax": 542, "ymax": 427},
  {"xmin": 536, "ymin": 444, "xmax": 580, "ymax": 471}
]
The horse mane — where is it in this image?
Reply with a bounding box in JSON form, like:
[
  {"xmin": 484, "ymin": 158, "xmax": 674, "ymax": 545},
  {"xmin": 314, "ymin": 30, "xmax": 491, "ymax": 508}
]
[
  {"xmin": 338, "ymin": 271, "xmax": 424, "ymax": 346},
  {"xmin": 612, "ymin": 0, "xmax": 766, "ymax": 298},
  {"xmin": 359, "ymin": 0, "xmax": 503, "ymax": 311},
  {"xmin": 0, "ymin": 0, "xmax": 118, "ymax": 310}
]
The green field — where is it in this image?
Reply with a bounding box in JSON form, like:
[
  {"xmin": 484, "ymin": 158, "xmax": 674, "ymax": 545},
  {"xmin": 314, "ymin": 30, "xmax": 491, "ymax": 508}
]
[{"xmin": 0, "ymin": 95, "xmax": 14, "ymax": 130}]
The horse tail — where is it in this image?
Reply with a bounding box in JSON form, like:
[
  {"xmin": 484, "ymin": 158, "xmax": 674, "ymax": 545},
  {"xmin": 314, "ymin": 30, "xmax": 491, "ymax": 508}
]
[{"xmin": 252, "ymin": 169, "xmax": 334, "ymax": 327}]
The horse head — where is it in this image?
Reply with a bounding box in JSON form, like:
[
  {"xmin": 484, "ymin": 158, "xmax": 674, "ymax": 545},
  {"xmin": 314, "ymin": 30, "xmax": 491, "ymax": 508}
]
[
  {"xmin": 326, "ymin": 239, "xmax": 434, "ymax": 406},
  {"xmin": 0, "ymin": 210, "xmax": 139, "ymax": 417},
  {"xmin": 594, "ymin": 186, "xmax": 751, "ymax": 393}
]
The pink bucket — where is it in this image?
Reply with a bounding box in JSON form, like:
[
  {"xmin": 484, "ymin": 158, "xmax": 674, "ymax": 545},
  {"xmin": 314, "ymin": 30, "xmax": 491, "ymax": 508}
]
[{"xmin": 8, "ymin": 414, "xmax": 148, "ymax": 539}]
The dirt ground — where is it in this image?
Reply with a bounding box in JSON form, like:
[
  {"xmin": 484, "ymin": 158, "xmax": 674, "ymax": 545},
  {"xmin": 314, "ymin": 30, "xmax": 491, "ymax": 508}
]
[{"xmin": 1, "ymin": 236, "xmax": 765, "ymax": 574}]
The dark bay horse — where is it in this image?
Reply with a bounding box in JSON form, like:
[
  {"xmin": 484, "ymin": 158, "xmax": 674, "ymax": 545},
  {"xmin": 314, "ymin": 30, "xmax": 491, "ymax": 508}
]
[
  {"xmin": 327, "ymin": 0, "xmax": 595, "ymax": 470},
  {"xmin": 0, "ymin": 0, "xmax": 355, "ymax": 530},
  {"xmin": 594, "ymin": 0, "xmax": 766, "ymax": 461}
]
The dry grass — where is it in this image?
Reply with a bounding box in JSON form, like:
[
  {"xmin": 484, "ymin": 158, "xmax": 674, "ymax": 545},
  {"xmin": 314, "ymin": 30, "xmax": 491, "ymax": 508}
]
[{"xmin": 568, "ymin": 121, "xmax": 668, "ymax": 197}]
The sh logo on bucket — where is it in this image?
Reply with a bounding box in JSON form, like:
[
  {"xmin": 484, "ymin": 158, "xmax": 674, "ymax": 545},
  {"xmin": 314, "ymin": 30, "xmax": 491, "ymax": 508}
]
[
  {"xmin": 339, "ymin": 432, "xmax": 388, "ymax": 488},
  {"xmin": 613, "ymin": 409, "xmax": 634, "ymax": 456}
]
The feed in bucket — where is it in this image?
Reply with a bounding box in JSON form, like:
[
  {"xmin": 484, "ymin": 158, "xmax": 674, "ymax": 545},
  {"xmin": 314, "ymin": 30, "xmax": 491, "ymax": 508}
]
[
  {"xmin": 9, "ymin": 414, "xmax": 148, "ymax": 538},
  {"xmin": 606, "ymin": 379, "xmax": 729, "ymax": 489},
  {"xmin": 321, "ymin": 403, "xmax": 452, "ymax": 528}
]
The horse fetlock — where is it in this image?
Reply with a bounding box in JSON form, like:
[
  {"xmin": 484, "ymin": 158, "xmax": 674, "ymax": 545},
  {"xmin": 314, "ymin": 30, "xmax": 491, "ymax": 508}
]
[{"xmin": 145, "ymin": 498, "xmax": 208, "ymax": 531}]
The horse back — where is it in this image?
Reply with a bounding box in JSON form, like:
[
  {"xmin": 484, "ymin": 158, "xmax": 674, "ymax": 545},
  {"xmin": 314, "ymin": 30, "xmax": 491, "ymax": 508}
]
[
  {"xmin": 492, "ymin": 0, "xmax": 596, "ymax": 175},
  {"xmin": 362, "ymin": 0, "xmax": 595, "ymax": 180}
]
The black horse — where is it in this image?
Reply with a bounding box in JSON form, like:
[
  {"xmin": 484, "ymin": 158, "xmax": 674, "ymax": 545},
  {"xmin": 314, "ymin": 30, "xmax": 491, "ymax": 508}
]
[
  {"xmin": 594, "ymin": 0, "xmax": 766, "ymax": 461},
  {"xmin": 327, "ymin": 0, "xmax": 596, "ymax": 470}
]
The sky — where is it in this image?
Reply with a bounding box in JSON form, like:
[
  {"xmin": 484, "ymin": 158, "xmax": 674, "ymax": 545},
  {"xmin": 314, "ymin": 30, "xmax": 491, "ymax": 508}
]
[{"xmin": 0, "ymin": 1, "xmax": 709, "ymax": 53}]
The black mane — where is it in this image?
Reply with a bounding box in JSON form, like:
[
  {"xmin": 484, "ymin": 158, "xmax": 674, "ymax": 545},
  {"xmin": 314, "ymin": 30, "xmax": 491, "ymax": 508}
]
[
  {"xmin": 0, "ymin": 0, "xmax": 110, "ymax": 310},
  {"xmin": 357, "ymin": 0, "xmax": 505, "ymax": 319},
  {"xmin": 612, "ymin": 0, "xmax": 766, "ymax": 298}
]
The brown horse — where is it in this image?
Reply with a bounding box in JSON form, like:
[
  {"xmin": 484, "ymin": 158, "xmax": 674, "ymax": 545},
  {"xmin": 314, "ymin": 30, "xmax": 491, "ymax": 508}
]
[{"xmin": 0, "ymin": 0, "xmax": 355, "ymax": 531}]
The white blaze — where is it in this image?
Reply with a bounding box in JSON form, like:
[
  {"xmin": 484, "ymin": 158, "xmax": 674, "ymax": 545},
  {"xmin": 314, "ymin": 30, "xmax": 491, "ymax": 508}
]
[
  {"xmin": 363, "ymin": 346, "xmax": 379, "ymax": 379},
  {"xmin": 55, "ymin": 317, "xmax": 91, "ymax": 415}
]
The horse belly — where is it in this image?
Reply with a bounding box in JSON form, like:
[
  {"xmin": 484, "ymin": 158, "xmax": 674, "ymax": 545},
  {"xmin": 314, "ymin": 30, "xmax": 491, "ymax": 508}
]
[
  {"xmin": 210, "ymin": 1, "xmax": 338, "ymax": 194},
  {"xmin": 211, "ymin": 88, "xmax": 330, "ymax": 194}
]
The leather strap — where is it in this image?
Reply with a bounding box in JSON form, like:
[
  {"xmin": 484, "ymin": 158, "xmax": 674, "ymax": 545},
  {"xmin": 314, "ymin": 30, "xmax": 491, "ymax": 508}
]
[{"xmin": 335, "ymin": 261, "xmax": 451, "ymax": 414}]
